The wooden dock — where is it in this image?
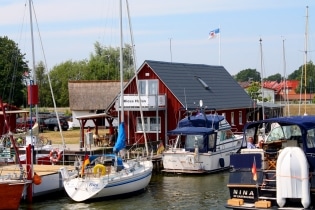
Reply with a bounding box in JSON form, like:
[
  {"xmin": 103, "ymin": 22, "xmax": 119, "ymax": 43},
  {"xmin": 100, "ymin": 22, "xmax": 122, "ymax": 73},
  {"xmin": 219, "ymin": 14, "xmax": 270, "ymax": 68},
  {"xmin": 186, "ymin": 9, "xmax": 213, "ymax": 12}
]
[{"xmin": 0, "ymin": 164, "xmax": 75, "ymax": 176}]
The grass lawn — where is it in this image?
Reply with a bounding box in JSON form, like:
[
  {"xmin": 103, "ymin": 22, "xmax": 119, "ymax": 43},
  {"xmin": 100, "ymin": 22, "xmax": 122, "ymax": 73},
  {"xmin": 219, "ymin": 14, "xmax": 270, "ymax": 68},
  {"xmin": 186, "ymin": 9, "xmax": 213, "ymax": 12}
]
[{"xmin": 40, "ymin": 128, "xmax": 109, "ymax": 145}]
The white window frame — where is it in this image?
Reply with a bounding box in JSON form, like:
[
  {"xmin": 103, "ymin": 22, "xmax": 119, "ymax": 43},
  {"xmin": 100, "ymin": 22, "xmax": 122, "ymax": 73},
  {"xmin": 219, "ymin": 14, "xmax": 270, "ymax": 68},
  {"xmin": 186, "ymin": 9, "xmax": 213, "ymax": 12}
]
[
  {"xmin": 136, "ymin": 116, "xmax": 161, "ymax": 133},
  {"xmin": 239, "ymin": 111, "xmax": 243, "ymax": 125},
  {"xmin": 139, "ymin": 80, "xmax": 158, "ymax": 95},
  {"xmin": 231, "ymin": 112, "xmax": 235, "ymax": 126}
]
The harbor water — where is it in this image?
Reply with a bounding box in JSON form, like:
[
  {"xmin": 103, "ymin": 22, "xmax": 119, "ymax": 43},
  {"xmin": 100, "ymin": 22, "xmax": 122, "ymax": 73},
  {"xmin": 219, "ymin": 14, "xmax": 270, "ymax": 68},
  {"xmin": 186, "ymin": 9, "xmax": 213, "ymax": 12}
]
[{"xmin": 19, "ymin": 172, "xmax": 230, "ymax": 210}]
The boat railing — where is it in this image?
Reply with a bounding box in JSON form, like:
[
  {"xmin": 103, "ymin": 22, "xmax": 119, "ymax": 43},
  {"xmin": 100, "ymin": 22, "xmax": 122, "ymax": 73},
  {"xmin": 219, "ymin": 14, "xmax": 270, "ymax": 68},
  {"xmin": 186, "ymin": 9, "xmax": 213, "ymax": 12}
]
[{"xmin": 217, "ymin": 136, "xmax": 242, "ymax": 148}]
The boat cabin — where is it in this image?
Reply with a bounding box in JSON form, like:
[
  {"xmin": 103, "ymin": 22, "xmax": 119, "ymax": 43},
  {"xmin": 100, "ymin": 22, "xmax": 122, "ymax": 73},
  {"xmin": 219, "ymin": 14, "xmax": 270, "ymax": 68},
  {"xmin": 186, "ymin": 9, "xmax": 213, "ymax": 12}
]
[
  {"xmin": 168, "ymin": 114, "xmax": 235, "ymax": 153},
  {"xmin": 227, "ymin": 115, "xmax": 315, "ymax": 209}
]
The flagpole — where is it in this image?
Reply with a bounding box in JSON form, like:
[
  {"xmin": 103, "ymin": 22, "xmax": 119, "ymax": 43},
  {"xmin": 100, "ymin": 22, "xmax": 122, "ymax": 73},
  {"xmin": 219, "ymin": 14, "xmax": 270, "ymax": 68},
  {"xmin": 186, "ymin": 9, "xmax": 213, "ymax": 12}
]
[
  {"xmin": 219, "ymin": 25, "xmax": 221, "ymax": 65},
  {"xmin": 208, "ymin": 27, "xmax": 221, "ymax": 65}
]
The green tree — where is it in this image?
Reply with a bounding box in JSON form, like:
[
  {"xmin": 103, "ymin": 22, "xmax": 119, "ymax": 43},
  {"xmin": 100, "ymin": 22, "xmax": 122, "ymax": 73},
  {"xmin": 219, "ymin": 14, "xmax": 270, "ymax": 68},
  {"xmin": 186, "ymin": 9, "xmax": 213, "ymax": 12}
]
[
  {"xmin": 246, "ymin": 82, "xmax": 268, "ymax": 102},
  {"xmin": 266, "ymin": 73, "xmax": 282, "ymax": 82},
  {"xmin": 0, "ymin": 36, "xmax": 28, "ymax": 106},
  {"xmin": 235, "ymin": 68, "xmax": 261, "ymax": 82},
  {"xmin": 246, "ymin": 82, "xmax": 261, "ymax": 101},
  {"xmin": 44, "ymin": 42, "xmax": 135, "ymax": 107},
  {"xmin": 47, "ymin": 60, "xmax": 90, "ymax": 107},
  {"xmin": 88, "ymin": 42, "xmax": 134, "ymax": 80},
  {"xmin": 35, "ymin": 61, "xmax": 51, "ymax": 107},
  {"xmin": 287, "ymin": 61, "xmax": 315, "ymax": 93}
]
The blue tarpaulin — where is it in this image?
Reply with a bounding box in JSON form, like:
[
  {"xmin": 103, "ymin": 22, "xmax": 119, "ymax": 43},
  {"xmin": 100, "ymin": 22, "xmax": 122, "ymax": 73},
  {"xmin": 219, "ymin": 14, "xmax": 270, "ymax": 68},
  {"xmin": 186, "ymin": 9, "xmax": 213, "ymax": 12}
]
[
  {"xmin": 113, "ymin": 122, "xmax": 126, "ymax": 153},
  {"xmin": 178, "ymin": 114, "xmax": 224, "ymax": 130},
  {"xmin": 167, "ymin": 126, "xmax": 214, "ymax": 135}
]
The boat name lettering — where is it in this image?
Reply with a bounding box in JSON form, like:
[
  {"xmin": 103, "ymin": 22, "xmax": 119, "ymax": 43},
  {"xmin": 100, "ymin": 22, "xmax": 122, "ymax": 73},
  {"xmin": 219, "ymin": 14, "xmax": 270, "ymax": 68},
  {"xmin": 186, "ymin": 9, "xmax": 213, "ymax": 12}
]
[
  {"xmin": 232, "ymin": 189, "xmax": 254, "ymax": 199},
  {"xmin": 89, "ymin": 183, "xmax": 98, "ymax": 187}
]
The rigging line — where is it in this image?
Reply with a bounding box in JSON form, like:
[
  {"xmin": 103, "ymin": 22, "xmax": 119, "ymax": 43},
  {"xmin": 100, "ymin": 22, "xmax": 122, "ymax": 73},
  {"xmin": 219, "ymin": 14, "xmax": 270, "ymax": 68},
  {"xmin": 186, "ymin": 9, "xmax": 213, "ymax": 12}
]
[
  {"xmin": 8, "ymin": 54, "xmax": 18, "ymax": 105},
  {"xmin": 6, "ymin": 1, "xmax": 29, "ymax": 105},
  {"xmin": 30, "ymin": 1, "xmax": 66, "ymax": 153},
  {"xmin": 126, "ymin": 0, "xmax": 149, "ymax": 156}
]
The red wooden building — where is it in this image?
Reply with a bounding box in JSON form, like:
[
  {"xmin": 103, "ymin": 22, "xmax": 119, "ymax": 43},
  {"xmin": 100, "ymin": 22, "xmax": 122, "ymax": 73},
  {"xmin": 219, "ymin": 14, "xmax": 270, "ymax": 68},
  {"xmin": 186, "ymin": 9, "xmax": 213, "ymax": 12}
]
[{"xmin": 106, "ymin": 60, "xmax": 252, "ymax": 147}]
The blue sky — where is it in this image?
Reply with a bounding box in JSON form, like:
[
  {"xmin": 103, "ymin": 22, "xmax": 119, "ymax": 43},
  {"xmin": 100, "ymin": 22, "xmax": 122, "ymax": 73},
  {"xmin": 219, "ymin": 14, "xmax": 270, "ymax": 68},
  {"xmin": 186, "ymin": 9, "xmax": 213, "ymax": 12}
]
[{"xmin": 1, "ymin": 0, "xmax": 315, "ymax": 78}]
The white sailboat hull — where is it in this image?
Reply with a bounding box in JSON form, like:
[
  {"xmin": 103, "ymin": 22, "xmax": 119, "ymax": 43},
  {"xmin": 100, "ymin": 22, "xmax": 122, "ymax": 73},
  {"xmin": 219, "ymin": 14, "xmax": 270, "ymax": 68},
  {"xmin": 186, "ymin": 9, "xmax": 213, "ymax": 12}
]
[{"xmin": 61, "ymin": 160, "xmax": 153, "ymax": 202}]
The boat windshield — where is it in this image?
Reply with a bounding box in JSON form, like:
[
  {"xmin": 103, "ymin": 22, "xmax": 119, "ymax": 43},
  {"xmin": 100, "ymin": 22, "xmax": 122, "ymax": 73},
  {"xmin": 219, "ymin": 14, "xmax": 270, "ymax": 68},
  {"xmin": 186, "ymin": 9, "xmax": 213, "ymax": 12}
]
[
  {"xmin": 185, "ymin": 135, "xmax": 206, "ymax": 152},
  {"xmin": 307, "ymin": 129, "xmax": 315, "ymax": 148},
  {"xmin": 266, "ymin": 125, "xmax": 301, "ymax": 142}
]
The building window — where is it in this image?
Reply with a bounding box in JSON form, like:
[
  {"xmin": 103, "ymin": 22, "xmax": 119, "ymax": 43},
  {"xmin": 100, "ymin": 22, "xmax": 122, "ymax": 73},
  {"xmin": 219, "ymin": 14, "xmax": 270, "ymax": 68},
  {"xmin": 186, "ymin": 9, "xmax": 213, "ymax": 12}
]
[
  {"xmin": 231, "ymin": 112, "xmax": 234, "ymax": 125},
  {"xmin": 139, "ymin": 80, "xmax": 158, "ymax": 95},
  {"xmin": 239, "ymin": 111, "xmax": 242, "ymax": 125},
  {"xmin": 139, "ymin": 81, "xmax": 146, "ymax": 95},
  {"xmin": 136, "ymin": 117, "xmax": 161, "ymax": 133}
]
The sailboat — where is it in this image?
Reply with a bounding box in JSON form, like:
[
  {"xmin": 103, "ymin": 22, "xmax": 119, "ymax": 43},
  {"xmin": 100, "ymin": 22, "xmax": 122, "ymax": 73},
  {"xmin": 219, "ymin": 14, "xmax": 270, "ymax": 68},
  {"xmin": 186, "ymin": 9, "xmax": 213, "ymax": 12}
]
[
  {"xmin": 59, "ymin": 0, "xmax": 153, "ymax": 202},
  {"xmin": 0, "ymin": 98, "xmax": 32, "ymax": 209}
]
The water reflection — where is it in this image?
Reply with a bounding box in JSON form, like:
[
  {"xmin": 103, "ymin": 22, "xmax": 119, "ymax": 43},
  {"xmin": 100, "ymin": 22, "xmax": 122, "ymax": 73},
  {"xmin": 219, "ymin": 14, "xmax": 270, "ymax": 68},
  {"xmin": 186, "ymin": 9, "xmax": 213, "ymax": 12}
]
[{"xmin": 20, "ymin": 172, "xmax": 230, "ymax": 210}]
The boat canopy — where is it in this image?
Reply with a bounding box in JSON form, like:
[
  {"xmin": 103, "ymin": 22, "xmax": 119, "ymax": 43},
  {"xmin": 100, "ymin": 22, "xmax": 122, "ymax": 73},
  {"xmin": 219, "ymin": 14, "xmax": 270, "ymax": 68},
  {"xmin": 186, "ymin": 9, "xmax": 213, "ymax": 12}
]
[
  {"xmin": 245, "ymin": 115, "xmax": 315, "ymax": 131},
  {"xmin": 178, "ymin": 114, "xmax": 224, "ymax": 130},
  {"xmin": 167, "ymin": 126, "xmax": 214, "ymax": 135}
]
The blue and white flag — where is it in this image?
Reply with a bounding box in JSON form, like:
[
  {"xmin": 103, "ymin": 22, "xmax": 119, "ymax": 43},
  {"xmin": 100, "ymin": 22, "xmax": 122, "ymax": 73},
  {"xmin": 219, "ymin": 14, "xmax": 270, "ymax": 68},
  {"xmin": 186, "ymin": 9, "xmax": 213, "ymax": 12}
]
[{"xmin": 209, "ymin": 28, "xmax": 220, "ymax": 39}]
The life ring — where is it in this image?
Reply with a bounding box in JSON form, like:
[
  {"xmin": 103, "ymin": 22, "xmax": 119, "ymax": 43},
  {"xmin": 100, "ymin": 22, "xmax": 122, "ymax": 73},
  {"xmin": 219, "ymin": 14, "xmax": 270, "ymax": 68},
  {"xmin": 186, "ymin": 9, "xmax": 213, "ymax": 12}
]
[
  {"xmin": 49, "ymin": 149, "xmax": 63, "ymax": 163},
  {"xmin": 93, "ymin": 164, "xmax": 106, "ymax": 176}
]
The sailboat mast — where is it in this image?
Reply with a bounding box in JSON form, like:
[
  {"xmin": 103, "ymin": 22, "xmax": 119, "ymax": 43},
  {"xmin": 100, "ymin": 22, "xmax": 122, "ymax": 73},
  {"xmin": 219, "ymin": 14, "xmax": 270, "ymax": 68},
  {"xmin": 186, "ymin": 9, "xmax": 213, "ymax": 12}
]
[
  {"xmin": 28, "ymin": 0, "xmax": 39, "ymax": 126},
  {"xmin": 119, "ymin": 0, "xmax": 124, "ymax": 123},
  {"xmin": 303, "ymin": 6, "xmax": 309, "ymax": 115}
]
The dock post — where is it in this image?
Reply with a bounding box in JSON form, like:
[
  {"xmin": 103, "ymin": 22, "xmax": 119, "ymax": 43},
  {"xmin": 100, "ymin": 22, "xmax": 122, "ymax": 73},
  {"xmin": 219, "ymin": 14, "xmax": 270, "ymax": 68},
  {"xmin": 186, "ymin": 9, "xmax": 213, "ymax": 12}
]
[{"xmin": 26, "ymin": 144, "xmax": 33, "ymax": 203}]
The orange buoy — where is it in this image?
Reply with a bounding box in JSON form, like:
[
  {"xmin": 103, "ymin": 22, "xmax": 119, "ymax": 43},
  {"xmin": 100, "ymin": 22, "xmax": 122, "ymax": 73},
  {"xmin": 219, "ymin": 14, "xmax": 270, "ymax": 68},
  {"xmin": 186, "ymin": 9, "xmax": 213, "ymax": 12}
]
[{"xmin": 33, "ymin": 172, "xmax": 42, "ymax": 185}]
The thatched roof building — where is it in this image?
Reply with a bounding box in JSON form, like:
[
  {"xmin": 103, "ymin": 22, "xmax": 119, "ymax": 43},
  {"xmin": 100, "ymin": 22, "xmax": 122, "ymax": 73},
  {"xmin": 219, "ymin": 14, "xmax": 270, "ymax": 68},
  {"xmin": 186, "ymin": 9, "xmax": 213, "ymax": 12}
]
[{"xmin": 68, "ymin": 80, "xmax": 122, "ymax": 111}]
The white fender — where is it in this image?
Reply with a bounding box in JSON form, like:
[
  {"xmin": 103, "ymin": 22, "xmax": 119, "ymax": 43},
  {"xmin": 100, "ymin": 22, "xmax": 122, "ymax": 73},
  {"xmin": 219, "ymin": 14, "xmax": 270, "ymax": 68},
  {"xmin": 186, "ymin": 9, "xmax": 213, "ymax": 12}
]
[{"xmin": 276, "ymin": 147, "xmax": 310, "ymax": 208}]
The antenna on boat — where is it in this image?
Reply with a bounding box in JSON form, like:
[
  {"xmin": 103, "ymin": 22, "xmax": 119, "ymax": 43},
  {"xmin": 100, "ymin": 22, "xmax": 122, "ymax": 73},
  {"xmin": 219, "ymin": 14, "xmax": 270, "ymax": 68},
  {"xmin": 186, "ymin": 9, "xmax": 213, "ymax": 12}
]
[
  {"xmin": 259, "ymin": 38, "xmax": 266, "ymax": 139},
  {"xmin": 259, "ymin": 38, "xmax": 265, "ymax": 121},
  {"xmin": 169, "ymin": 38, "xmax": 173, "ymax": 63},
  {"xmin": 184, "ymin": 88, "xmax": 187, "ymax": 110},
  {"xmin": 199, "ymin": 100, "xmax": 203, "ymax": 108},
  {"xmin": 303, "ymin": 6, "xmax": 309, "ymax": 116},
  {"xmin": 282, "ymin": 37, "xmax": 290, "ymax": 116}
]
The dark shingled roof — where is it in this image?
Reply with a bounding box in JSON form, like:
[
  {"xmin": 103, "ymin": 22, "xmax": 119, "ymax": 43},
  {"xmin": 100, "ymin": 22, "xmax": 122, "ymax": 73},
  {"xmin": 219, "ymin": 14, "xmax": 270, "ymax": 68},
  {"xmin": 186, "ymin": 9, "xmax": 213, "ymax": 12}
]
[{"xmin": 144, "ymin": 60, "xmax": 251, "ymax": 110}]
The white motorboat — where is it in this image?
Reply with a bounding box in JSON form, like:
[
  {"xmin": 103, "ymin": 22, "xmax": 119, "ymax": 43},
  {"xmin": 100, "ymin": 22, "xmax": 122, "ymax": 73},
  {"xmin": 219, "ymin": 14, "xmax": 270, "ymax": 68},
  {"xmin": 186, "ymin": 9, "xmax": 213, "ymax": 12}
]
[{"xmin": 162, "ymin": 110, "xmax": 243, "ymax": 174}]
